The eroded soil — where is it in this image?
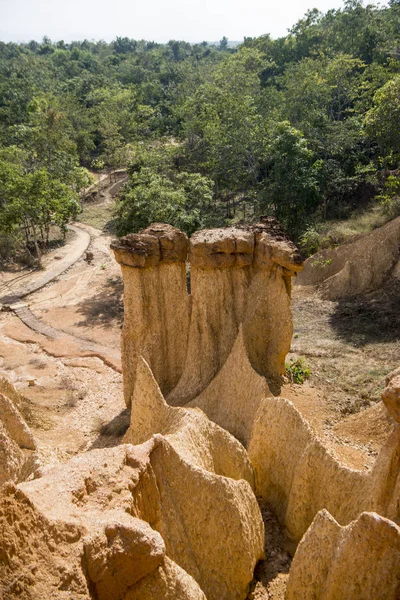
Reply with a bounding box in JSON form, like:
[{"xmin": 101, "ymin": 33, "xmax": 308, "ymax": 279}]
[
  {"xmin": 0, "ymin": 186, "xmax": 398, "ymax": 600},
  {"xmin": 290, "ymin": 285, "xmax": 398, "ymax": 456},
  {"xmin": 0, "ymin": 189, "xmax": 125, "ymax": 466}
]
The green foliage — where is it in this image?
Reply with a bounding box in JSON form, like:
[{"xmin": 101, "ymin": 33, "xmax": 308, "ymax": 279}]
[
  {"xmin": 299, "ymin": 226, "xmax": 325, "ymax": 256},
  {"xmin": 1, "ymin": 1, "xmax": 400, "ymax": 246},
  {"xmin": 259, "ymin": 122, "xmax": 322, "ymax": 237},
  {"xmin": 116, "ymin": 146, "xmax": 214, "ymax": 236},
  {"xmin": 364, "ymin": 76, "xmax": 400, "ymax": 164},
  {"xmin": 285, "ymin": 357, "xmax": 312, "ymax": 384},
  {"xmin": 377, "ymin": 175, "xmax": 400, "ymax": 218},
  {"xmin": 0, "ymin": 145, "xmax": 80, "ymax": 261},
  {"xmin": 311, "ymin": 257, "xmax": 333, "ymax": 269},
  {"xmin": 175, "ymin": 48, "xmax": 265, "ymax": 195}
]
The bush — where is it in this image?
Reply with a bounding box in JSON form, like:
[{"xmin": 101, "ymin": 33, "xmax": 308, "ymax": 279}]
[
  {"xmin": 299, "ymin": 226, "xmax": 324, "ymax": 256},
  {"xmin": 285, "ymin": 356, "xmax": 311, "ymax": 384},
  {"xmin": 115, "ymin": 167, "xmax": 214, "ymax": 237},
  {"xmin": 381, "ymin": 195, "xmax": 400, "ymax": 218}
]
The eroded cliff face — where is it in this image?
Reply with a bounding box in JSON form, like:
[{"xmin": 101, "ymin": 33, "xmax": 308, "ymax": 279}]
[
  {"xmin": 286, "ymin": 509, "xmax": 400, "ymax": 600},
  {"xmin": 113, "ymin": 222, "xmax": 400, "ymax": 598},
  {"xmin": 110, "ymin": 224, "xmax": 190, "ymax": 406},
  {"xmin": 0, "ymin": 442, "xmax": 208, "ymax": 600},
  {"xmin": 296, "ymin": 215, "xmax": 400, "ymax": 299},
  {"xmin": 0, "ymin": 378, "xmax": 37, "ymax": 486},
  {"xmin": 0, "ymin": 393, "xmax": 264, "ymax": 600},
  {"xmin": 2, "ymin": 221, "xmax": 400, "ymax": 600},
  {"xmin": 248, "ymin": 396, "xmax": 400, "ymax": 542}
]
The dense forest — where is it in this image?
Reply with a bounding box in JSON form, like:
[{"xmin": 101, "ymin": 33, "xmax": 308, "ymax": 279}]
[{"xmin": 0, "ymin": 0, "xmax": 399, "ymax": 261}]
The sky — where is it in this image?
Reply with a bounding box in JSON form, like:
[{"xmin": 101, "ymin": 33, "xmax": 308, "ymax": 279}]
[{"xmin": 0, "ymin": 0, "xmax": 352, "ymax": 44}]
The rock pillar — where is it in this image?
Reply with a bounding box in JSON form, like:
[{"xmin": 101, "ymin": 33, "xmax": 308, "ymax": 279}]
[
  {"xmin": 111, "ymin": 224, "xmax": 190, "ymax": 406},
  {"xmin": 112, "ymin": 219, "xmax": 303, "ymax": 407},
  {"xmin": 168, "ymin": 219, "xmax": 303, "ymax": 404}
]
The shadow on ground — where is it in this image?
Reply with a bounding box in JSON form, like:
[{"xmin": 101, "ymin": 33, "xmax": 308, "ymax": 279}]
[
  {"xmin": 76, "ymin": 276, "xmax": 123, "ymax": 328},
  {"xmin": 89, "ymin": 408, "xmax": 130, "ymax": 450},
  {"xmin": 329, "ymin": 281, "xmax": 400, "ymax": 345},
  {"xmin": 103, "ymin": 218, "xmax": 118, "ymax": 234},
  {"xmin": 246, "ymin": 502, "xmax": 292, "ymax": 599}
]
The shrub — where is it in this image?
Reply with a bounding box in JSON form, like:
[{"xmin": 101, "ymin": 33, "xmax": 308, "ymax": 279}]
[
  {"xmin": 378, "ymin": 175, "xmax": 400, "ymax": 219},
  {"xmin": 285, "ymin": 356, "xmax": 311, "ymax": 384},
  {"xmin": 299, "ymin": 226, "xmax": 324, "ymax": 256}
]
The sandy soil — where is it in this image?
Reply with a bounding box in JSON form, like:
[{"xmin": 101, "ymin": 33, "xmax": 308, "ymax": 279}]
[
  {"xmin": 26, "ymin": 224, "xmax": 123, "ymax": 350},
  {"xmin": 0, "ymin": 310, "xmax": 125, "ymax": 464},
  {"xmin": 247, "ymin": 503, "xmax": 292, "ymax": 600},
  {"xmin": 0, "ymin": 189, "xmax": 125, "ymax": 470},
  {"xmin": 289, "ymin": 285, "xmax": 398, "ymax": 454}
]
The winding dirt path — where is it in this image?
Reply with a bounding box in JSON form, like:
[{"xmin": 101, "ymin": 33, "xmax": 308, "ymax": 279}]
[
  {"xmin": 0, "ymin": 224, "xmax": 121, "ymax": 371},
  {"xmin": 0, "ymin": 225, "xmax": 90, "ymax": 305},
  {"xmin": 0, "ymin": 187, "xmax": 126, "ymax": 465}
]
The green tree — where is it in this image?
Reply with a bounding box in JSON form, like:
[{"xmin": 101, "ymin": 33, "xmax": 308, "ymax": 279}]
[
  {"xmin": 116, "ymin": 161, "xmax": 214, "ymax": 236},
  {"xmin": 259, "ymin": 122, "xmax": 321, "ymax": 237},
  {"xmin": 0, "ymin": 146, "xmax": 80, "ymax": 263},
  {"xmin": 364, "ymin": 75, "xmax": 400, "ymax": 164},
  {"xmin": 219, "ymin": 37, "xmax": 229, "ymax": 51},
  {"xmin": 176, "ymin": 49, "xmax": 266, "ymax": 197}
]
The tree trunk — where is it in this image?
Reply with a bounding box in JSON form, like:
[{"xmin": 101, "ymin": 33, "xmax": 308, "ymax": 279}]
[{"xmin": 31, "ymin": 224, "xmax": 42, "ymax": 268}]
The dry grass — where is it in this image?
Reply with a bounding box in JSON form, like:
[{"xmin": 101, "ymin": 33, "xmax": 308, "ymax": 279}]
[
  {"xmin": 326, "ymin": 206, "xmax": 388, "ymax": 242},
  {"xmin": 302, "ymin": 204, "xmax": 391, "ymax": 256},
  {"xmin": 290, "ymin": 288, "xmax": 399, "ymax": 417},
  {"xmin": 59, "ymin": 375, "xmax": 76, "ymax": 390},
  {"xmin": 90, "ymin": 415, "xmax": 105, "ymax": 434},
  {"xmin": 58, "ymin": 375, "xmax": 87, "ymax": 407},
  {"xmin": 29, "ymin": 357, "xmax": 47, "ymax": 370},
  {"xmin": 78, "ymin": 198, "xmax": 116, "ymax": 232},
  {"xmin": 25, "ymin": 408, "xmax": 55, "ymax": 431}
]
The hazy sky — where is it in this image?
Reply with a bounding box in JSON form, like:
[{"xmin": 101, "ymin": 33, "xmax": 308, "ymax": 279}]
[{"xmin": 0, "ymin": 0, "xmax": 353, "ymax": 44}]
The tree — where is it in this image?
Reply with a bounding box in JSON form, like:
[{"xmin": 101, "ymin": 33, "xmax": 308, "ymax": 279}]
[
  {"xmin": 176, "ymin": 49, "xmax": 265, "ymax": 197},
  {"xmin": 0, "ymin": 146, "xmax": 80, "ymax": 263},
  {"xmin": 116, "ymin": 145, "xmax": 214, "ymax": 235},
  {"xmin": 11, "ymin": 94, "xmax": 81, "ymax": 184},
  {"xmin": 219, "ymin": 37, "xmax": 229, "ymax": 51},
  {"xmin": 364, "ymin": 75, "xmax": 400, "ymax": 164},
  {"xmin": 259, "ymin": 122, "xmax": 321, "ymax": 237}
]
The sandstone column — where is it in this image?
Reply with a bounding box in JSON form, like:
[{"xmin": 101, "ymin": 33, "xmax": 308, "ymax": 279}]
[
  {"xmin": 168, "ymin": 219, "xmax": 303, "ymax": 405},
  {"xmin": 111, "ymin": 224, "xmax": 190, "ymax": 406}
]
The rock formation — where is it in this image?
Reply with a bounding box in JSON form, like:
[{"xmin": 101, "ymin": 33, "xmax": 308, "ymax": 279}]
[
  {"xmin": 111, "ymin": 219, "xmax": 303, "ymax": 408},
  {"xmin": 382, "ymin": 367, "xmax": 400, "ymax": 422},
  {"xmin": 0, "ymin": 423, "xmax": 263, "ymax": 600},
  {"xmin": 111, "ymin": 224, "xmax": 190, "ymax": 406},
  {"xmin": 123, "ymin": 357, "xmax": 265, "ymax": 600},
  {"xmin": 171, "ymin": 222, "xmax": 302, "ymax": 403},
  {"xmin": 286, "ymin": 509, "xmax": 400, "ymax": 600},
  {"xmin": 248, "ymin": 395, "xmax": 400, "ymax": 542},
  {"xmin": 0, "ymin": 442, "xmax": 207, "ymax": 600},
  {"xmin": 296, "ymin": 215, "xmax": 400, "ymax": 299},
  {"xmin": 186, "ymin": 327, "xmax": 271, "ymax": 446},
  {"xmin": 2, "ymin": 221, "xmax": 400, "ymax": 600},
  {"xmin": 114, "ymin": 222, "xmax": 400, "ymax": 539},
  {"xmin": 0, "ymin": 377, "xmax": 37, "ymax": 486}
]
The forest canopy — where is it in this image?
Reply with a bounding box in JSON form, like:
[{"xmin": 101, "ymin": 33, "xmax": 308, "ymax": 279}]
[{"xmin": 0, "ymin": 0, "xmax": 399, "ymax": 257}]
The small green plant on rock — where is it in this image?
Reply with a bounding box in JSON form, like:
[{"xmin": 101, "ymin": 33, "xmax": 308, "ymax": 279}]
[
  {"xmin": 286, "ymin": 356, "xmax": 311, "ymax": 384},
  {"xmin": 311, "ymin": 257, "xmax": 333, "ymax": 269}
]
